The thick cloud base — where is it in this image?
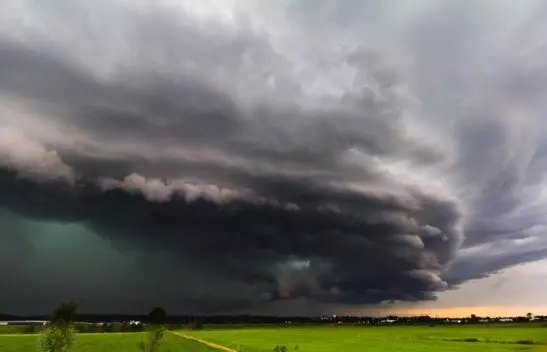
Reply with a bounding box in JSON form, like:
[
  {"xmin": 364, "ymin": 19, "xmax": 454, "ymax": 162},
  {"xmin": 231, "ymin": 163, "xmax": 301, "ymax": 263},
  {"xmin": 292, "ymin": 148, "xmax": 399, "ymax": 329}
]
[{"xmin": 1, "ymin": 0, "xmax": 547, "ymax": 314}]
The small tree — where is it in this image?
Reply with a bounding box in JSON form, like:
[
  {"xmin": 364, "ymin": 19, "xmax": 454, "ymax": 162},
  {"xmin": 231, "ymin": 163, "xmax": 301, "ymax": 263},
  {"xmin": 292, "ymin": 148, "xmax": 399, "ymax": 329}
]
[
  {"xmin": 191, "ymin": 318, "xmax": 204, "ymax": 330},
  {"xmin": 52, "ymin": 301, "xmax": 79, "ymax": 326},
  {"xmin": 138, "ymin": 307, "xmax": 167, "ymax": 352},
  {"xmin": 138, "ymin": 327, "xmax": 165, "ymax": 352},
  {"xmin": 39, "ymin": 301, "xmax": 79, "ymax": 352},
  {"xmin": 149, "ymin": 307, "xmax": 167, "ymax": 325}
]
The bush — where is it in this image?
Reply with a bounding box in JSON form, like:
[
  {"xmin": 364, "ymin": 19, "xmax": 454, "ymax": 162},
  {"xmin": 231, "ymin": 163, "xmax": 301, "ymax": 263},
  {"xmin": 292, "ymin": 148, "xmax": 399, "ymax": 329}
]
[
  {"xmin": 100, "ymin": 323, "xmax": 109, "ymax": 333},
  {"xmin": 74, "ymin": 323, "xmax": 101, "ymax": 334},
  {"xmin": 39, "ymin": 325, "xmax": 76, "ymax": 352},
  {"xmin": 138, "ymin": 326, "xmax": 166, "ymax": 352},
  {"xmin": 463, "ymin": 338, "xmax": 479, "ymax": 343},
  {"xmin": 23, "ymin": 324, "xmax": 40, "ymax": 334},
  {"xmin": 191, "ymin": 319, "xmax": 204, "ymax": 330},
  {"xmin": 515, "ymin": 340, "xmax": 535, "ymax": 345}
]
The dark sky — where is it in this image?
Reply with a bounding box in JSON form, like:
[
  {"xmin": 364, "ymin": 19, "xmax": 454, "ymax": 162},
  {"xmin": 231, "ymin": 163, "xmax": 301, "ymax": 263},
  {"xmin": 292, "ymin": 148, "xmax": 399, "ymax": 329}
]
[{"xmin": 2, "ymin": 0, "xmax": 547, "ymax": 315}]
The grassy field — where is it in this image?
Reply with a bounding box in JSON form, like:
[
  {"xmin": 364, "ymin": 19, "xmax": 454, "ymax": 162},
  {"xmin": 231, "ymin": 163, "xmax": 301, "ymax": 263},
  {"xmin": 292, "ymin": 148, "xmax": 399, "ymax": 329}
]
[
  {"xmin": 181, "ymin": 324, "xmax": 547, "ymax": 352},
  {"xmin": 0, "ymin": 332, "xmax": 217, "ymax": 352},
  {"xmin": 1, "ymin": 324, "xmax": 547, "ymax": 351}
]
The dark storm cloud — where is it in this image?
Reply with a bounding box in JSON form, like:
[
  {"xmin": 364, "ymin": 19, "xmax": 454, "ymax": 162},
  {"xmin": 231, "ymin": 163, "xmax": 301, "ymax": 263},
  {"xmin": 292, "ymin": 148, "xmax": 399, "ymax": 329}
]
[{"xmin": 1, "ymin": 0, "xmax": 547, "ymax": 314}]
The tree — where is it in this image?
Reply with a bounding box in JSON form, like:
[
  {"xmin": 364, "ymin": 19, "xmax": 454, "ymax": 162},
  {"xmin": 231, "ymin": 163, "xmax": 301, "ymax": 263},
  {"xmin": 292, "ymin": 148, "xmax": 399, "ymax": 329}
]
[
  {"xmin": 470, "ymin": 314, "xmax": 477, "ymax": 321},
  {"xmin": 138, "ymin": 327, "xmax": 165, "ymax": 352},
  {"xmin": 52, "ymin": 301, "xmax": 79, "ymax": 326},
  {"xmin": 526, "ymin": 313, "xmax": 533, "ymax": 320},
  {"xmin": 148, "ymin": 307, "xmax": 167, "ymax": 325},
  {"xmin": 139, "ymin": 307, "xmax": 167, "ymax": 352},
  {"xmin": 39, "ymin": 301, "xmax": 79, "ymax": 352},
  {"xmin": 191, "ymin": 317, "xmax": 204, "ymax": 330}
]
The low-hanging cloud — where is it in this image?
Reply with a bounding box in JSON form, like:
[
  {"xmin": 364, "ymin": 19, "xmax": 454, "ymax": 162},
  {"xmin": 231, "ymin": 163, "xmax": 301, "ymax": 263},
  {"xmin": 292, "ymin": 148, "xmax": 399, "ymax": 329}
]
[{"xmin": 1, "ymin": 0, "xmax": 547, "ymax": 314}]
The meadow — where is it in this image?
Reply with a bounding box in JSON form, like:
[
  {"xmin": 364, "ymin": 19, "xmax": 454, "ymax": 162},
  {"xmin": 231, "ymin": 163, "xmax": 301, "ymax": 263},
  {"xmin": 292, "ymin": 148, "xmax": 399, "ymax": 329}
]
[
  {"xmin": 0, "ymin": 332, "xmax": 217, "ymax": 352},
  {"xmin": 180, "ymin": 324, "xmax": 547, "ymax": 352},
  {"xmin": 1, "ymin": 324, "xmax": 547, "ymax": 351}
]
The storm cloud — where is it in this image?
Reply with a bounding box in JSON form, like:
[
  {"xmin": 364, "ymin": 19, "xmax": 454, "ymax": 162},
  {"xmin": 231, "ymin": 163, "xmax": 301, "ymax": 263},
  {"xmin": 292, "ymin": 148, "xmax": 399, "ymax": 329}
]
[{"xmin": 1, "ymin": 0, "xmax": 547, "ymax": 314}]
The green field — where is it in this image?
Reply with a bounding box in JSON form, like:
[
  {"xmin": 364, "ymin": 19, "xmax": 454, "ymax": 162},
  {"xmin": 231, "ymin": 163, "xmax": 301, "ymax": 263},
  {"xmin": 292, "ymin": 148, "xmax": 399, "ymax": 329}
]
[
  {"xmin": 1, "ymin": 324, "xmax": 547, "ymax": 351},
  {"xmin": 0, "ymin": 332, "xmax": 217, "ymax": 352},
  {"xmin": 181, "ymin": 325, "xmax": 547, "ymax": 352}
]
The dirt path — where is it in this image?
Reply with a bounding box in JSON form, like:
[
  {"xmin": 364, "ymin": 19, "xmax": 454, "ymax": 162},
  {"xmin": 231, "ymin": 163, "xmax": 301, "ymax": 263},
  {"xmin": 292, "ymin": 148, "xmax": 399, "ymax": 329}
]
[{"xmin": 170, "ymin": 331, "xmax": 238, "ymax": 352}]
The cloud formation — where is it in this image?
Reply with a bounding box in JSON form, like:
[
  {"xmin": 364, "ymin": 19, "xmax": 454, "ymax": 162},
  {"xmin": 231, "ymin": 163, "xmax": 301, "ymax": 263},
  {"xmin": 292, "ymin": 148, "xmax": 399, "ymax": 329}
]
[{"xmin": 1, "ymin": 0, "xmax": 547, "ymax": 314}]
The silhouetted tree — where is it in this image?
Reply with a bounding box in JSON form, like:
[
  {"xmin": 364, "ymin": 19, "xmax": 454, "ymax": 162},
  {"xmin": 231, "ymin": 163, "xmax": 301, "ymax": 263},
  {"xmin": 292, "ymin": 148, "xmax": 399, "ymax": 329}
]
[
  {"xmin": 139, "ymin": 307, "xmax": 167, "ymax": 352},
  {"xmin": 191, "ymin": 318, "xmax": 204, "ymax": 330},
  {"xmin": 148, "ymin": 307, "xmax": 167, "ymax": 325},
  {"xmin": 40, "ymin": 301, "xmax": 79, "ymax": 352},
  {"xmin": 52, "ymin": 301, "xmax": 79, "ymax": 326}
]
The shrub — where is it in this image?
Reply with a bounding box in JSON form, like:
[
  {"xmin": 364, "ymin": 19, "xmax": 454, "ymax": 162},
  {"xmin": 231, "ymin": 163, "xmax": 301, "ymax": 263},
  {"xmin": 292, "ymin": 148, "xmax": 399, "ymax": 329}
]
[
  {"xmin": 138, "ymin": 326, "xmax": 166, "ymax": 352},
  {"xmin": 101, "ymin": 323, "xmax": 114, "ymax": 333},
  {"xmin": 23, "ymin": 324, "xmax": 39, "ymax": 334},
  {"xmin": 515, "ymin": 340, "xmax": 535, "ymax": 345},
  {"xmin": 39, "ymin": 325, "xmax": 76, "ymax": 352},
  {"xmin": 463, "ymin": 338, "xmax": 479, "ymax": 343}
]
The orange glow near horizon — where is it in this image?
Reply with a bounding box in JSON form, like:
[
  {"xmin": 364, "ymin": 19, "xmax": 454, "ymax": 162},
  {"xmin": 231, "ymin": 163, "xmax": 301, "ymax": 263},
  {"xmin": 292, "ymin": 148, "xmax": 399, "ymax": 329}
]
[{"xmin": 377, "ymin": 305, "xmax": 547, "ymax": 318}]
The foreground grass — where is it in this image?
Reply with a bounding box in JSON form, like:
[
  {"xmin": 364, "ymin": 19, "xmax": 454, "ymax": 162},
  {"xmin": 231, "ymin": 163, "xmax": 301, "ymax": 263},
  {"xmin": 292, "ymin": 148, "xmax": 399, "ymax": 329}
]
[
  {"xmin": 182, "ymin": 325, "xmax": 547, "ymax": 352},
  {"xmin": 2, "ymin": 324, "xmax": 547, "ymax": 351},
  {"xmin": 0, "ymin": 332, "xmax": 217, "ymax": 352}
]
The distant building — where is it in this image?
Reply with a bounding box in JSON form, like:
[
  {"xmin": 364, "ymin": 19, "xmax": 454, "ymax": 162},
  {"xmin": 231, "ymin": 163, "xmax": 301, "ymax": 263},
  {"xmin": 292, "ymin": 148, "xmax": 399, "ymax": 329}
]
[{"xmin": 0, "ymin": 320, "xmax": 48, "ymax": 326}]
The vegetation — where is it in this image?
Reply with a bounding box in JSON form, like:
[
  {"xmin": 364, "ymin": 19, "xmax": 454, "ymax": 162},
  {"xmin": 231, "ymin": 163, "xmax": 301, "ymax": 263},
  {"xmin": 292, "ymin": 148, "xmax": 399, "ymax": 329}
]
[
  {"xmin": 39, "ymin": 301, "xmax": 79, "ymax": 352},
  {"xmin": 39, "ymin": 325, "xmax": 76, "ymax": 352},
  {"xmin": 148, "ymin": 307, "xmax": 167, "ymax": 326},
  {"xmin": 51, "ymin": 301, "xmax": 79, "ymax": 326},
  {"xmin": 0, "ymin": 332, "xmax": 218, "ymax": 352},
  {"xmin": 2, "ymin": 320, "xmax": 547, "ymax": 351},
  {"xmin": 182, "ymin": 324, "xmax": 547, "ymax": 352},
  {"xmin": 137, "ymin": 307, "xmax": 167, "ymax": 352},
  {"xmin": 191, "ymin": 318, "xmax": 204, "ymax": 331}
]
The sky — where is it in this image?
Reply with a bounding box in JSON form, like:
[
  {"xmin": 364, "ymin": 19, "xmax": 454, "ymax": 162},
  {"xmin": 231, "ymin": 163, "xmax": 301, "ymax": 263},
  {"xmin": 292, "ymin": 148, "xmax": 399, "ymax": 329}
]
[{"xmin": 1, "ymin": 0, "xmax": 547, "ymax": 317}]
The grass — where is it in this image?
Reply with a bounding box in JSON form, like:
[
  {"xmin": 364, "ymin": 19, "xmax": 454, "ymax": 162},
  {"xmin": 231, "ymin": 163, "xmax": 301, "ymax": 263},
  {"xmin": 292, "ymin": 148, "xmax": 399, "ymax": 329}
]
[
  {"xmin": 1, "ymin": 324, "xmax": 546, "ymax": 351},
  {"xmin": 0, "ymin": 332, "xmax": 218, "ymax": 352},
  {"xmin": 181, "ymin": 324, "xmax": 547, "ymax": 352}
]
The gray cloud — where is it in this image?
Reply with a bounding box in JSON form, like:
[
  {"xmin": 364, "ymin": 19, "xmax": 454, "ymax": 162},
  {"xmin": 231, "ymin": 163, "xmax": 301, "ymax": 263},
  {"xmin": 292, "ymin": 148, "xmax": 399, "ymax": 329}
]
[{"xmin": 0, "ymin": 0, "xmax": 546, "ymax": 314}]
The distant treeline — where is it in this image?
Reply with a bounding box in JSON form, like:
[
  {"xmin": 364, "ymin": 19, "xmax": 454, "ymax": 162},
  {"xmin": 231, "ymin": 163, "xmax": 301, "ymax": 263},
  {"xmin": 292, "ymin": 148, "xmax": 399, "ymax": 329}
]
[{"xmin": 2, "ymin": 313, "xmax": 546, "ymax": 327}]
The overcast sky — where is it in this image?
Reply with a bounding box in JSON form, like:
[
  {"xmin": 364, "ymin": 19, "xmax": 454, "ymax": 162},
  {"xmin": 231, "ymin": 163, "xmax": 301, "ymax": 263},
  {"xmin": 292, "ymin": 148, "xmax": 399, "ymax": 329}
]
[{"xmin": 1, "ymin": 0, "xmax": 547, "ymax": 316}]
